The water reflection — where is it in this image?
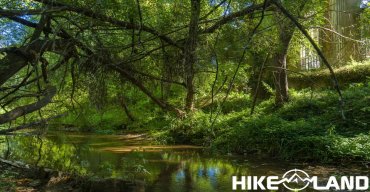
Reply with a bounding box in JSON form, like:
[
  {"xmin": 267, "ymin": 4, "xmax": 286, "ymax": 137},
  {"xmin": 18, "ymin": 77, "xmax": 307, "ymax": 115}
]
[{"xmin": 0, "ymin": 132, "xmax": 368, "ymax": 192}]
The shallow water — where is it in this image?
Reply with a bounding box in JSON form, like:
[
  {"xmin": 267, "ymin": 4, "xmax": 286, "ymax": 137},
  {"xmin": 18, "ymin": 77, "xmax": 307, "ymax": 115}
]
[{"xmin": 0, "ymin": 132, "xmax": 368, "ymax": 191}]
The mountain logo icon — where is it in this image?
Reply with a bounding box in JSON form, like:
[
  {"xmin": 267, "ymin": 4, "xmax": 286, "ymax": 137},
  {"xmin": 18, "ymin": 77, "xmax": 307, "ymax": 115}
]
[{"xmin": 281, "ymin": 169, "xmax": 311, "ymax": 191}]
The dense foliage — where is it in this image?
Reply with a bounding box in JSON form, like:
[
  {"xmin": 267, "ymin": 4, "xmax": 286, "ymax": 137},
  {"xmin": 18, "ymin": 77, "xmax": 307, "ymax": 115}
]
[{"xmin": 0, "ymin": 0, "xmax": 369, "ymax": 164}]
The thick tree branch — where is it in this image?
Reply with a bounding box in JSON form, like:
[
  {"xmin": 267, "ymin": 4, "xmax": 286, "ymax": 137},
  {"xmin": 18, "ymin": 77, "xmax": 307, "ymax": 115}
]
[
  {"xmin": 0, "ymin": 14, "xmax": 73, "ymax": 40},
  {"xmin": 0, "ymin": 53, "xmax": 72, "ymax": 92},
  {"xmin": 0, "ymin": 86, "xmax": 57, "ymax": 125},
  {"xmin": 0, "ymin": 113, "xmax": 65, "ymax": 134},
  {"xmin": 0, "ymin": 39, "xmax": 74, "ymax": 86},
  {"xmin": 109, "ymin": 65, "xmax": 184, "ymax": 116}
]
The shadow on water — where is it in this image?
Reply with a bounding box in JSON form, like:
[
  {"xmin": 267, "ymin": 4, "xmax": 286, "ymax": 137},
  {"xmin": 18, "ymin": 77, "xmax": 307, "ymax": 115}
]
[{"xmin": 0, "ymin": 132, "xmax": 368, "ymax": 192}]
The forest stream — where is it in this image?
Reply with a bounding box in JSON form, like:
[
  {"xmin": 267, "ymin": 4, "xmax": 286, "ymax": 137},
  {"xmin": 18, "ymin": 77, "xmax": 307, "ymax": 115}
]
[{"xmin": 0, "ymin": 132, "xmax": 369, "ymax": 192}]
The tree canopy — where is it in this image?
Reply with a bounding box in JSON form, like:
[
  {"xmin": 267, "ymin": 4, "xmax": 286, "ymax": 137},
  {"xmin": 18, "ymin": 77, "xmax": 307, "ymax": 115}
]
[{"xmin": 0, "ymin": 0, "xmax": 368, "ymax": 130}]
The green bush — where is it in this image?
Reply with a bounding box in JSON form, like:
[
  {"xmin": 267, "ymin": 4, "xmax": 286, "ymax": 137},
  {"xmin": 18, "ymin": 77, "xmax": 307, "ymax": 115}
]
[
  {"xmin": 331, "ymin": 134, "xmax": 370, "ymax": 161},
  {"xmin": 165, "ymin": 111, "xmax": 213, "ymax": 145}
]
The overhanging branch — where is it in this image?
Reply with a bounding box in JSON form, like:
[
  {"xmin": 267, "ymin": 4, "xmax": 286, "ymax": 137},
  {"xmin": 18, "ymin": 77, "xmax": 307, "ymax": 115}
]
[
  {"xmin": 0, "ymin": 113, "xmax": 66, "ymax": 134},
  {"xmin": 0, "ymin": 86, "xmax": 57, "ymax": 125},
  {"xmin": 109, "ymin": 64, "xmax": 184, "ymax": 116},
  {"xmin": 0, "ymin": 39, "xmax": 74, "ymax": 86}
]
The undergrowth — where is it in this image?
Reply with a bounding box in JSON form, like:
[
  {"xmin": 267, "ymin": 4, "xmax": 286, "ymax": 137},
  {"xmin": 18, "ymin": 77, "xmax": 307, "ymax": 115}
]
[{"xmin": 159, "ymin": 81, "xmax": 370, "ymax": 162}]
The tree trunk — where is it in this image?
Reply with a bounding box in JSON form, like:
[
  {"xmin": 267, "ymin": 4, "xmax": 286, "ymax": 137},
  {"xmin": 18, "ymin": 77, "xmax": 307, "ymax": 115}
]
[
  {"xmin": 118, "ymin": 94, "xmax": 135, "ymax": 122},
  {"xmin": 184, "ymin": 0, "xmax": 201, "ymax": 111},
  {"xmin": 273, "ymin": 16, "xmax": 295, "ymax": 106},
  {"xmin": 271, "ymin": 0, "xmax": 308, "ymax": 106},
  {"xmin": 273, "ymin": 50, "xmax": 290, "ymax": 105}
]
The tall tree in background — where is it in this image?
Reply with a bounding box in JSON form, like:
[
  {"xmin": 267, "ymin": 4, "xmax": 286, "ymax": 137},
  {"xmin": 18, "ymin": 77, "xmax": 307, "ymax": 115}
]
[{"xmin": 184, "ymin": 0, "xmax": 201, "ymax": 111}]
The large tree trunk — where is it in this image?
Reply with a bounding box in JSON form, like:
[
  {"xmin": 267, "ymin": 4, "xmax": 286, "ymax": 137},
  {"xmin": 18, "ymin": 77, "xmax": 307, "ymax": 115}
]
[
  {"xmin": 273, "ymin": 49, "xmax": 290, "ymax": 106},
  {"xmin": 184, "ymin": 0, "xmax": 201, "ymax": 111},
  {"xmin": 272, "ymin": 0, "xmax": 308, "ymax": 106},
  {"xmin": 272, "ymin": 11, "xmax": 296, "ymax": 106}
]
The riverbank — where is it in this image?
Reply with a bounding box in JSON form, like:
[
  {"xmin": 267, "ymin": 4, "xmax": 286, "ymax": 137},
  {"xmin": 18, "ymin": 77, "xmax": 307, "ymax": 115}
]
[
  {"xmin": 0, "ymin": 160, "xmax": 40, "ymax": 191},
  {"xmin": 0, "ymin": 159, "xmax": 73, "ymax": 192},
  {"xmin": 0, "ymin": 158, "xmax": 145, "ymax": 192},
  {"xmin": 156, "ymin": 81, "xmax": 370, "ymax": 163},
  {"xmin": 0, "ymin": 132, "xmax": 369, "ymax": 192},
  {"xmin": 48, "ymin": 81, "xmax": 370, "ymax": 164}
]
